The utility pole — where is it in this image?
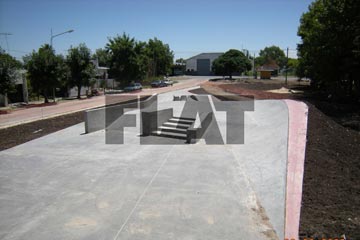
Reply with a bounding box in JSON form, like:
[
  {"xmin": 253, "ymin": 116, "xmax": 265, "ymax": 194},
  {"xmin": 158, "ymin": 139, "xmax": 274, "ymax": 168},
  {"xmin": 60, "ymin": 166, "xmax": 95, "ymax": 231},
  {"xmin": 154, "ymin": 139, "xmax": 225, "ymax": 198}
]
[
  {"xmin": 253, "ymin": 52, "xmax": 256, "ymax": 79},
  {"xmin": 285, "ymin": 47, "xmax": 289, "ymax": 85}
]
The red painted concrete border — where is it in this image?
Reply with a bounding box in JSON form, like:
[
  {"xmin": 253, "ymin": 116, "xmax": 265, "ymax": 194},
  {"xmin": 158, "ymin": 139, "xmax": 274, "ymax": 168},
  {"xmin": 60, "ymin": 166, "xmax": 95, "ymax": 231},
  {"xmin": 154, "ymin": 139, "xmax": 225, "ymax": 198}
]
[{"xmin": 284, "ymin": 100, "xmax": 309, "ymax": 240}]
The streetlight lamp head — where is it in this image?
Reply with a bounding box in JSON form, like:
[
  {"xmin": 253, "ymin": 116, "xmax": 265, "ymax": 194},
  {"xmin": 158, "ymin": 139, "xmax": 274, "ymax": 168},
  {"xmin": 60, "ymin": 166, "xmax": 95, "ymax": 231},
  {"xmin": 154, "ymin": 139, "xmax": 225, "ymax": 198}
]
[{"xmin": 68, "ymin": 30, "xmax": 74, "ymax": 33}]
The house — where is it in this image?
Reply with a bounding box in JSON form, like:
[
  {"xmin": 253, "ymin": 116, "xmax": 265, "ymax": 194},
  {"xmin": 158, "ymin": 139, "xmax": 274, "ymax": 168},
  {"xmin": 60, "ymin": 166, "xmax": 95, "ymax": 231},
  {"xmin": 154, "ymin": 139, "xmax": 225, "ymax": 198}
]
[
  {"xmin": 257, "ymin": 61, "xmax": 280, "ymax": 79},
  {"xmin": 186, "ymin": 53, "xmax": 223, "ymax": 75},
  {"xmin": 0, "ymin": 69, "xmax": 28, "ymax": 107}
]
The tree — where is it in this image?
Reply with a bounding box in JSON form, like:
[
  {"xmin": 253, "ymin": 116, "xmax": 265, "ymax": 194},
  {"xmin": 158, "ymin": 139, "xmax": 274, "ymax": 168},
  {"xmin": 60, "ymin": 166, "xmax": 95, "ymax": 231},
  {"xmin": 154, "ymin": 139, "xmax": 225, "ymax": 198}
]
[
  {"xmin": 134, "ymin": 40, "xmax": 150, "ymax": 79},
  {"xmin": 0, "ymin": 48, "xmax": 21, "ymax": 97},
  {"xmin": 297, "ymin": 0, "xmax": 360, "ymax": 98},
  {"xmin": 287, "ymin": 58, "xmax": 299, "ymax": 76},
  {"xmin": 256, "ymin": 46, "xmax": 287, "ymax": 68},
  {"xmin": 92, "ymin": 48, "xmax": 110, "ymax": 67},
  {"xmin": 106, "ymin": 33, "xmax": 174, "ymax": 85},
  {"xmin": 172, "ymin": 58, "xmax": 186, "ymax": 75},
  {"xmin": 212, "ymin": 49, "xmax": 251, "ymax": 79},
  {"xmin": 175, "ymin": 58, "xmax": 186, "ymax": 65},
  {"xmin": 106, "ymin": 33, "xmax": 142, "ymax": 85},
  {"xmin": 145, "ymin": 38, "xmax": 174, "ymax": 77},
  {"xmin": 67, "ymin": 43, "xmax": 95, "ymax": 99},
  {"xmin": 25, "ymin": 44, "xmax": 63, "ymax": 103}
]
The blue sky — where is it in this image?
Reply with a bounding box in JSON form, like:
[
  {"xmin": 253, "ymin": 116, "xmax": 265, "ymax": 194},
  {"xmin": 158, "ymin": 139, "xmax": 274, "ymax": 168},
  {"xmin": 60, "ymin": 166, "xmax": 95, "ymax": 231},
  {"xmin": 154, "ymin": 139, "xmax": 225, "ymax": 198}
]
[{"xmin": 0, "ymin": 0, "xmax": 313, "ymax": 61}]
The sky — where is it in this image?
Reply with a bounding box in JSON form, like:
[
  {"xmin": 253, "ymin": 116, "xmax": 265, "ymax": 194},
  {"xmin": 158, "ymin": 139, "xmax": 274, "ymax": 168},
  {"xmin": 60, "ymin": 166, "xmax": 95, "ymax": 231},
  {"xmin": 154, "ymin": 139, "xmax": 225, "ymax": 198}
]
[{"xmin": 0, "ymin": 0, "xmax": 314, "ymax": 61}]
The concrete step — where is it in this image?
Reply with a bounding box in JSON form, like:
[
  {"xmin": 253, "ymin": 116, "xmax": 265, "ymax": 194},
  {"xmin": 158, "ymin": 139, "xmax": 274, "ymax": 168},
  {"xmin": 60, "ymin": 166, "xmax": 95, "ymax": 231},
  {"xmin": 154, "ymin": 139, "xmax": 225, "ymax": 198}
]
[
  {"xmin": 151, "ymin": 130, "xmax": 187, "ymax": 140},
  {"xmin": 168, "ymin": 117, "xmax": 195, "ymax": 124},
  {"xmin": 158, "ymin": 126, "xmax": 187, "ymax": 134},
  {"xmin": 163, "ymin": 122, "xmax": 192, "ymax": 129},
  {"xmin": 172, "ymin": 116, "xmax": 196, "ymax": 121}
]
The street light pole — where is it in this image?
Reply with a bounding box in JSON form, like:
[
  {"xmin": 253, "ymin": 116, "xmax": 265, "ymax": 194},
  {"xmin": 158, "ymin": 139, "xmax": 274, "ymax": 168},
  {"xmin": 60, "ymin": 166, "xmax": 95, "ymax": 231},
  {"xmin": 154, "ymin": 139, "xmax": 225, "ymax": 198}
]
[
  {"xmin": 50, "ymin": 29, "xmax": 74, "ymax": 47},
  {"xmin": 49, "ymin": 28, "xmax": 74, "ymax": 102}
]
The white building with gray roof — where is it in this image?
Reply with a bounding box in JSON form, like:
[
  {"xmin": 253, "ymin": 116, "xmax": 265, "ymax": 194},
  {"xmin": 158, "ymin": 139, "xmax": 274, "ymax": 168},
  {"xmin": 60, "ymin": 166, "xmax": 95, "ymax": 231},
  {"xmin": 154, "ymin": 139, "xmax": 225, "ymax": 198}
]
[{"xmin": 185, "ymin": 52, "xmax": 223, "ymax": 75}]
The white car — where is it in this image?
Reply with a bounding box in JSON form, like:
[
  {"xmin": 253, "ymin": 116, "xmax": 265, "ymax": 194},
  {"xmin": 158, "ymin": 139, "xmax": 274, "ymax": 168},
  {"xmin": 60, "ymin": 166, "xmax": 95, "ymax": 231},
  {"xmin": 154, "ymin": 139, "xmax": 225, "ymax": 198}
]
[{"xmin": 163, "ymin": 79, "xmax": 173, "ymax": 86}]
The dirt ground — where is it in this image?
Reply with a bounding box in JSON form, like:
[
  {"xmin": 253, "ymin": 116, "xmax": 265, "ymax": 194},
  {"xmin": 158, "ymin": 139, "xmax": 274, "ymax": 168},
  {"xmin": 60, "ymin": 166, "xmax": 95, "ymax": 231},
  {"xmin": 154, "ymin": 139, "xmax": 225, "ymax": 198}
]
[
  {"xmin": 194, "ymin": 79, "xmax": 360, "ymax": 240},
  {"xmin": 0, "ymin": 79, "xmax": 359, "ymax": 239},
  {"xmin": 0, "ymin": 111, "xmax": 84, "ymax": 151}
]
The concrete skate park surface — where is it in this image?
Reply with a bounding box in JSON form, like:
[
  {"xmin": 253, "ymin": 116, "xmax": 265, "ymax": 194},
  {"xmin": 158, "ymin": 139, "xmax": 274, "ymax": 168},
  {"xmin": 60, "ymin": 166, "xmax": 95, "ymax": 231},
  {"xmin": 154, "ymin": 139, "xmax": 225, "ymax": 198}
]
[{"xmin": 0, "ymin": 87, "xmax": 308, "ymax": 240}]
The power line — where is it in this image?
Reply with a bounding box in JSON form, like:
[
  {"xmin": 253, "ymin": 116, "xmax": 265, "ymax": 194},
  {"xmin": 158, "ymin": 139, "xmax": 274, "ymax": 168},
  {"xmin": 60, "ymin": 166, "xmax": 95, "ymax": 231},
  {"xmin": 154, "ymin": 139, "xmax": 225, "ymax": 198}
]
[{"xmin": 0, "ymin": 32, "xmax": 12, "ymax": 52}]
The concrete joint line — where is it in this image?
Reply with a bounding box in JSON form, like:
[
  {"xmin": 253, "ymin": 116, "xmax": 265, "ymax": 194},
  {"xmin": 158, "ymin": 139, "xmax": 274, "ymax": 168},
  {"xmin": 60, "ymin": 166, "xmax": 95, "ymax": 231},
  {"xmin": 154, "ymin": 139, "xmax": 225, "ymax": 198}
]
[{"xmin": 112, "ymin": 146, "xmax": 174, "ymax": 240}]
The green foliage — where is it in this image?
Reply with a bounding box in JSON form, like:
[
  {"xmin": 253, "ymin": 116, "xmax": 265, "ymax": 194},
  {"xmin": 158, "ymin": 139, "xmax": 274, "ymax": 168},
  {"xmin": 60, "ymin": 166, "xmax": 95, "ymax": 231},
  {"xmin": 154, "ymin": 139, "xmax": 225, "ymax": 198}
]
[
  {"xmin": 106, "ymin": 33, "xmax": 144, "ymax": 85},
  {"xmin": 255, "ymin": 46, "xmax": 286, "ymax": 68},
  {"xmin": 146, "ymin": 38, "xmax": 173, "ymax": 77},
  {"xmin": 66, "ymin": 43, "xmax": 95, "ymax": 99},
  {"xmin": 175, "ymin": 58, "xmax": 186, "ymax": 64},
  {"xmin": 0, "ymin": 48, "xmax": 22, "ymax": 95},
  {"xmin": 172, "ymin": 58, "xmax": 186, "ymax": 75},
  {"xmin": 297, "ymin": 0, "xmax": 360, "ymax": 99},
  {"xmin": 106, "ymin": 33, "xmax": 173, "ymax": 86},
  {"xmin": 212, "ymin": 49, "xmax": 251, "ymax": 79},
  {"xmin": 92, "ymin": 48, "xmax": 110, "ymax": 67},
  {"xmin": 25, "ymin": 44, "xmax": 64, "ymax": 103},
  {"xmin": 287, "ymin": 58, "xmax": 299, "ymax": 76}
]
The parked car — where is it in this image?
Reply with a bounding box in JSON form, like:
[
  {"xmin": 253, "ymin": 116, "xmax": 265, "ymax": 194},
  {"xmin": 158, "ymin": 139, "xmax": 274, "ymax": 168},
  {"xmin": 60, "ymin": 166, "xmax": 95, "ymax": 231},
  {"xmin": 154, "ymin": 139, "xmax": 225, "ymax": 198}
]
[
  {"xmin": 91, "ymin": 89, "xmax": 100, "ymax": 96},
  {"xmin": 163, "ymin": 79, "xmax": 173, "ymax": 86},
  {"xmin": 151, "ymin": 80, "xmax": 167, "ymax": 88},
  {"xmin": 124, "ymin": 83, "xmax": 142, "ymax": 92}
]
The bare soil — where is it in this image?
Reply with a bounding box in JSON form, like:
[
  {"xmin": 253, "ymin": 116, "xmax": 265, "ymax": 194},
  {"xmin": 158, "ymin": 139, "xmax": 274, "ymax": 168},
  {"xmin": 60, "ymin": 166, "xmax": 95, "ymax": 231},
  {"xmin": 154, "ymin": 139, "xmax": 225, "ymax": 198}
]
[{"xmin": 0, "ymin": 111, "xmax": 84, "ymax": 151}]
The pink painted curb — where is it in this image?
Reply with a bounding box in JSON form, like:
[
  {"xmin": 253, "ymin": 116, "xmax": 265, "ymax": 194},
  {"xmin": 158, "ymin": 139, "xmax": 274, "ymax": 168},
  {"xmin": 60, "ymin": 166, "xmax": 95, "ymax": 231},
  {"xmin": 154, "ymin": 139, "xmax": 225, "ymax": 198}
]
[{"xmin": 284, "ymin": 100, "xmax": 309, "ymax": 240}]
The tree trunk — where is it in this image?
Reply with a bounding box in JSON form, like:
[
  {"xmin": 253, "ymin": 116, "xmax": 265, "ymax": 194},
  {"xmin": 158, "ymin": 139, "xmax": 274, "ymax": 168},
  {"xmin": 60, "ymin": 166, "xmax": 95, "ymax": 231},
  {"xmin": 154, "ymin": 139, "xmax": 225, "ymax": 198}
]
[
  {"xmin": 77, "ymin": 85, "xmax": 81, "ymax": 99},
  {"xmin": 4, "ymin": 93, "xmax": 8, "ymax": 107},
  {"xmin": 44, "ymin": 90, "xmax": 49, "ymax": 103},
  {"xmin": 229, "ymin": 74, "xmax": 232, "ymax": 80}
]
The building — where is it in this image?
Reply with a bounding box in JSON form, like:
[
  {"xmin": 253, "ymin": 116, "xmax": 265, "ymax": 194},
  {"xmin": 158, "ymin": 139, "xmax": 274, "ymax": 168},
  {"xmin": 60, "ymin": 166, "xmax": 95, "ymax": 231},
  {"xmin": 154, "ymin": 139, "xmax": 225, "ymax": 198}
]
[
  {"xmin": 257, "ymin": 62, "xmax": 280, "ymax": 79},
  {"xmin": 186, "ymin": 53, "xmax": 223, "ymax": 75},
  {"xmin": 0, "ymin": 69, "xmax": 28, "ymax": 107}
]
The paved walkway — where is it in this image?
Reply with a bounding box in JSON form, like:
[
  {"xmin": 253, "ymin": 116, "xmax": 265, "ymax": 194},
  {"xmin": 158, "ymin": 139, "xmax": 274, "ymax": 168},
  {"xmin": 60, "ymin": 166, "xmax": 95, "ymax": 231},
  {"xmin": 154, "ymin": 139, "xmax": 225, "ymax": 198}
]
[{"xmin": 0, "ymin": 77, "xmax": 207, "ymax": 129}]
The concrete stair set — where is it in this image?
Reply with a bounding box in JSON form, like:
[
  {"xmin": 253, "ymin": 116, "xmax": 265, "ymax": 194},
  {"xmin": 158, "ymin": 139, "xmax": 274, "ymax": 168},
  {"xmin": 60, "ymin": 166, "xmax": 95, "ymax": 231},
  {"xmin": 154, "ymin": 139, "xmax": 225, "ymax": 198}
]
[{"xmin": 150, "ymin": 117, "xmax": 196, "ymax": 140}]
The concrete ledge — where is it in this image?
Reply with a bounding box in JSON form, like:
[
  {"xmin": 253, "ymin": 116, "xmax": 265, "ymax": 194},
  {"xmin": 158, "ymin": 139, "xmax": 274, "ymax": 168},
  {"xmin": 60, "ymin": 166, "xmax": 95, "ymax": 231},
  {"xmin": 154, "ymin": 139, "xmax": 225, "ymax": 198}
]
[
  {"xmin": 186, "ymin": 111, "xmax": 213, "ymax": 143},
  {"xmin": 85, "ymin": 94, "xmax": 157, "ymax": 133}
]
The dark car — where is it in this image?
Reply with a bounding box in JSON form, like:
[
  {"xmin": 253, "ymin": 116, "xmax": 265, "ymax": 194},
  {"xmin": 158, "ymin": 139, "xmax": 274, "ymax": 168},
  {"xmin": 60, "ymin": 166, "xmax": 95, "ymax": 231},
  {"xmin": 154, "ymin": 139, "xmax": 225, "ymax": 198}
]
[
  {"xmin": 151, "ymin": 80, "xmax": 167, "ymax": 88},
  {"xmin": 124, "ymin": 83, "xmax": 142, "ymax": 92}
]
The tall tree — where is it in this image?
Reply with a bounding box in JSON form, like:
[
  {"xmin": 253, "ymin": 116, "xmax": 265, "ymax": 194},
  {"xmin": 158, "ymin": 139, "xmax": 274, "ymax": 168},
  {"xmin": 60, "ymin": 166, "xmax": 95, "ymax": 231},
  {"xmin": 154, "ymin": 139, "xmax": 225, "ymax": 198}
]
[
  {"xmin": 297, "ymin": 0, "xmax": 360, "ymax": 98},
  {"xmin": 106, "ymin": 33, "xmax": 141, "ymax": 85},
  {"xmin": 25, "ymin": 44, "xmax": 63, "ymax": 103},
  {"xmin": 145, "ymin": 38, "xmax": 174, "ymax": 77},
  {"xmin": 212, "ymin": 49, "xmax": 251, "ymax": 79},
  {"xmin": 256, "ymin": 46, "xmax": 287, "ymax": 68},
  {"xmin": 67, "ymin": 43, "xmax": 95, "ymax": 99},
  {"xmin": 0, "ymin": 48, "xmax": 21, "ymax": 97}
]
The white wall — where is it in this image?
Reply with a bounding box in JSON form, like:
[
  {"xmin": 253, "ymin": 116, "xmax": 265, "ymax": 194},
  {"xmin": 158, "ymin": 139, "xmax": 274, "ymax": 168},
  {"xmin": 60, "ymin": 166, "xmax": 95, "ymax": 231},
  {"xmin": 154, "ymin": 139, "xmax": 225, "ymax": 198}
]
[
  {"xmin": 186, "ymin": 58, "xmax": 197, "ymax": 71},
  {"xmin": 186, "ymin": 53, "xmax": 223, "ymax": 72}
]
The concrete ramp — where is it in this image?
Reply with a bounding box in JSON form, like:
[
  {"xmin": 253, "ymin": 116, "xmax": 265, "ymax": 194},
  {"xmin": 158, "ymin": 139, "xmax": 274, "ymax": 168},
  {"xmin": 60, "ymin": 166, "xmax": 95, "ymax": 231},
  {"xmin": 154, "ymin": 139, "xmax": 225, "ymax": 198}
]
[{"xmin": 0, "ymin": 89, "xmax": 308, "ymax": 240}]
